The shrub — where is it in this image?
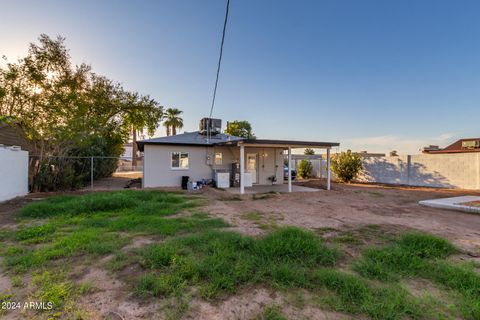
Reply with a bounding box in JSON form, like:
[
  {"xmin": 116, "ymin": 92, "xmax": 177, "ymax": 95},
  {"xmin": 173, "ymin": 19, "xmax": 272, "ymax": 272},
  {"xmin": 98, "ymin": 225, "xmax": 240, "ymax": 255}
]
[
  {"xmin": 331, "ymin": 150, "xmax": 362, "ymax": 183},
  {"xmin": 297, "ymin": 160, "xmax": 313, "ymax": 179}
]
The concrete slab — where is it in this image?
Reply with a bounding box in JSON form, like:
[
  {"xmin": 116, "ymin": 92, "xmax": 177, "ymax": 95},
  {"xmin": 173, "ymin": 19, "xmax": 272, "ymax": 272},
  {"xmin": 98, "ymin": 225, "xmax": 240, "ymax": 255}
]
[
  {"xmin": 419, "ymin": 196, "xmax": 480, "ymax": 214},
  {"xmin": 226, "ymin": 184, "xmax": 320, "ymax": 194}
]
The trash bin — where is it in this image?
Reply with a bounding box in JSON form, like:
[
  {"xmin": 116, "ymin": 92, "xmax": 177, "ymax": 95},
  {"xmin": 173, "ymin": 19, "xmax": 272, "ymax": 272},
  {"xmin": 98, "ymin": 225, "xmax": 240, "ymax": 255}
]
[{"xmin": 181, "ymin": 176, "xmax": 189, "ymax": 190}]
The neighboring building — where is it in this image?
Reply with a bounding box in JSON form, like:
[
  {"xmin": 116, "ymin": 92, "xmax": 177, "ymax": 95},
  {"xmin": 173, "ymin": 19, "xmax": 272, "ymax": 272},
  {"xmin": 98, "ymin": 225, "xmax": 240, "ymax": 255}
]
[
  {"xmin": 422, "ymin": 138, "xmax": 480, "ymax": 154},
  {"xmin": 121, "ymin": 142, "xmax": 133, "ymax": 158},
  {"xmin": 137, "ymin": 118, "xmax": 339, "ymax": 193},
  {"xmin": 0, "ymin": 121, "xmax": 32, "ymax": 152},
  {"xmin": 118, "ymin": 142, "xmax": 144, "ymax": 172}
]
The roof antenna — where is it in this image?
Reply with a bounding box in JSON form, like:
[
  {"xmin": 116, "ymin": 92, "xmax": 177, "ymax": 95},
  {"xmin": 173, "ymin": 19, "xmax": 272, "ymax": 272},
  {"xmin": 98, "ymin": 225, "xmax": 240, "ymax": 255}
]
[{"xmin": 208, "ymin": 0, "xmax": 230, "ymax": 143}]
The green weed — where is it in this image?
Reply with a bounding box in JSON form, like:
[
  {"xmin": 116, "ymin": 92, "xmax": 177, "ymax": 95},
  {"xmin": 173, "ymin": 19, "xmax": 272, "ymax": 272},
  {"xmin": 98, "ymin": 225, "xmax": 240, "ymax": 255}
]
[
  {"xmin": 314, "ymin": 269, "xmax": 422, "ymax": 319},
  {"xmin": 354, "ymin": 232, "xmax": 479, "ymax": 319},
  {"xmin": 138, "ymin": 228, "xmax": 338, "ymax": 299},
  {"xmin": 258, "ymin": 305, "xmax": 287, "ymax": 320}
]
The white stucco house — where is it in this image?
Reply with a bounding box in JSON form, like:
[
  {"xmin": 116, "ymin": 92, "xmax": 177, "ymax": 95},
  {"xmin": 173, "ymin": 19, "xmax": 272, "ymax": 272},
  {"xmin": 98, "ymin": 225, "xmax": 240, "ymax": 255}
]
[{"xmin": 137, "ymin": 119, "xmax": 339, "ymax": 194}]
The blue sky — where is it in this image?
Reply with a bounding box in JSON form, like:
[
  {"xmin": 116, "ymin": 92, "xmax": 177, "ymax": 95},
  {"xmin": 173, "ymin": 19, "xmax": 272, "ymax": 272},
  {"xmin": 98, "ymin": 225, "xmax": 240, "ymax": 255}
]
[{"xmin": 1, "ymin": 0, "xmax": 479, "ymax": 154}]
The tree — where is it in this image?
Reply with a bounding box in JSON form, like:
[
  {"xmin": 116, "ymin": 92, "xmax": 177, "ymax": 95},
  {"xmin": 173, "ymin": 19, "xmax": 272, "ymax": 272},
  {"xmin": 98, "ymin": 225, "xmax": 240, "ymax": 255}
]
[
  {"xmin": 304, "ymin": 148, "xmax": 315, "ymax": 155},
  {"xmin": 225, "ymin": 120, "xmax": 256, "ymax": 139},
  {"xmin": 331, "ymin": 150, "xmax": 363, "ymax": 183},
  {"xmin": 163, "ymin": 108, "xmax": 183, "ymax": 136},
  {"xmin": 123, "ymin": 92, "xmax": 163, "ymax": 166},
  {"xmin": 297, "ymin": 160, "xmax": 313, "ymax": 179},
  {"xmin": 0, "ymin": 34, "xmax": 163, "ymax": 190}
]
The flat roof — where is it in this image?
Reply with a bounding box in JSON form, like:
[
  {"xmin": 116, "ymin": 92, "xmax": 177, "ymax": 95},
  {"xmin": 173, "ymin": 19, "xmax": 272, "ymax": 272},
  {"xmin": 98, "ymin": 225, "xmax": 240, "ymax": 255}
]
[{"xmin": 137, "ymin": 131, "xmax": 340, "ymax": 151}]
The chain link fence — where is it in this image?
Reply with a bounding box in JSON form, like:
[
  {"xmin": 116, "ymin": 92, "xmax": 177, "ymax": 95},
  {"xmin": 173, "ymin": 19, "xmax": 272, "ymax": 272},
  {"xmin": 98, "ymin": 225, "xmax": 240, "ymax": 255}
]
[{"xmin": 28, "ymin": 155, "xmax": 143, "ymax": 192}]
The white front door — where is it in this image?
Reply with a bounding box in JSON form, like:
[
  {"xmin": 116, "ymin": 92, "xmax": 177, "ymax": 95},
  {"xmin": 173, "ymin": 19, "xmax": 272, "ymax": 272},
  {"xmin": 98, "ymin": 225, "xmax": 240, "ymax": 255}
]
[{"xmin": 246, "ymin": 153, "xmax": 258, "ymax": 184}]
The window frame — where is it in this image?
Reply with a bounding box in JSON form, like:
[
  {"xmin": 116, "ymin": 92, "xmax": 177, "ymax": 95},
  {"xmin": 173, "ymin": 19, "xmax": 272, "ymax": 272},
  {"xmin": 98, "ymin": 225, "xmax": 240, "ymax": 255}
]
[
  {"xmin": 214, "ymin": 152, "xmax": 223, "ymax": 165},
  {"xmin": 171, "ymin": 151, "xmax": 189, "ymax": 170}
]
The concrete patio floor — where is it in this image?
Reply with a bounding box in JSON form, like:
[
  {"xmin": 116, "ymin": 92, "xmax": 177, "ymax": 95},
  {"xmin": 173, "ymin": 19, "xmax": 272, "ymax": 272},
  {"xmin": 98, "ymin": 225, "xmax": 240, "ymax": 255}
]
[
  {"xmin": 419, "ymin": 195, "xmax": 480, "ymax": 214},
  {"xmin": 225, "ymin": 184, "xmax": 319, "ymax": 194}
]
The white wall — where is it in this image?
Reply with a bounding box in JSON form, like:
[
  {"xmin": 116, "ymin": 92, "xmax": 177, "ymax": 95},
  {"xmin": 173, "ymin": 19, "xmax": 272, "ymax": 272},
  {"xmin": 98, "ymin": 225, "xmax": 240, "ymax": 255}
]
[
  {"xmin": 359, "ymin": 153, "xmax": 480, "ymax": 190},
  {"xmin": 0, "ymin": 147, "xmax": 28, "ymax": 202},
  {"xmin": 143, "ymin": 145, "xmax": 284, "ymax": 188}
]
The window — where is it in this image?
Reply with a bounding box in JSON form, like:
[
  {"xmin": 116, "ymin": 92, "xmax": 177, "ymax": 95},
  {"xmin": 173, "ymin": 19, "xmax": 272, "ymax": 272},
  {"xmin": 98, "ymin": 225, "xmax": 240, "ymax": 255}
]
[
  {"xmin": 214, "ymin": 152, "xmax": 223, "ymax": 165},
  {"xmin": 171, "ymin": 152, "xmax": 189, "ymax": 169}
]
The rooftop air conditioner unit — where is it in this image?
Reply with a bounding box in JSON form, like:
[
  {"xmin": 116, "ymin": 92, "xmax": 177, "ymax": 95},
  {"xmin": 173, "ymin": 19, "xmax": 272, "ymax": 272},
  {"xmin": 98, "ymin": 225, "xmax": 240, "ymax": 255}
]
[{"xmin": 199, "ymin": 118, "xmax": 222, "ymax": 135}]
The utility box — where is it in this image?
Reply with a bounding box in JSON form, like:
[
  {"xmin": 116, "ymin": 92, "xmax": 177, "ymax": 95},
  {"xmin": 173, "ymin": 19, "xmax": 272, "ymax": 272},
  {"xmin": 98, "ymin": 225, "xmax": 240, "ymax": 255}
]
[{"xmin": 215, "ymin": 172, "xmax": 230, "ymax": 188}]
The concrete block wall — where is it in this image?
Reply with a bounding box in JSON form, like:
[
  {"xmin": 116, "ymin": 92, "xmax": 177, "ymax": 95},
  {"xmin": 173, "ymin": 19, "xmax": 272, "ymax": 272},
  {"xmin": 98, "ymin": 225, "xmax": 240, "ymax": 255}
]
[
  {"xmin": 359, "ymin": 153, "xmax": 480, "ymax": 190},
  {"xmin": 0, "ymin": 146, "xmax": 29, "ymax": 202}
]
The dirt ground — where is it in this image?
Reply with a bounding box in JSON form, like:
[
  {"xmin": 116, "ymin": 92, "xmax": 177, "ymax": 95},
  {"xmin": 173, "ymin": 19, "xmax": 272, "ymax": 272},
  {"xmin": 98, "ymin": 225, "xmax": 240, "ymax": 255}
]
[
  {"xmin": 1, "ymin": 181, "xmax": 480, "ymax": 319},
  {"xmin": 202, "ymin": 181, "xmax": 480, "ymax": 254}
]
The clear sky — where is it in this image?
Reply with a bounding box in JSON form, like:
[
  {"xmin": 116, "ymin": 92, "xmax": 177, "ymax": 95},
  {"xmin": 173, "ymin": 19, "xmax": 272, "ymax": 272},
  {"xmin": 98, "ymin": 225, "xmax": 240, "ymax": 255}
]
[{"xmin": 1, "ymin": 0, "xmax": 479, "ymax": 154}]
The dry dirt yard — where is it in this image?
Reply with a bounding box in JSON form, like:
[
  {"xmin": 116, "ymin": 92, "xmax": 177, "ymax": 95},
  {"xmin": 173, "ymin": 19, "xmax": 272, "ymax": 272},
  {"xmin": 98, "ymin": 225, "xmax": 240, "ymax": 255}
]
[
  {"xmin": 205, "ymin": 181, "xmax": 480, "ymax": 254},
  {"xmin": 0, "ymin": 181, "xmax": 479, "ymax": 320}
]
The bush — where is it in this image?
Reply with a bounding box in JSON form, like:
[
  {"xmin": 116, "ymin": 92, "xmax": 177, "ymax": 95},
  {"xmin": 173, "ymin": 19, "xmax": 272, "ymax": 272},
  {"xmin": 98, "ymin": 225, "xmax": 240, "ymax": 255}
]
[
  {"xmin": 331, "ymin": 150, "xmax": 362, "ymax": 183},
  {"xmin": 297, "ymin": 160, "xmax": 313, "ymax": 178}
]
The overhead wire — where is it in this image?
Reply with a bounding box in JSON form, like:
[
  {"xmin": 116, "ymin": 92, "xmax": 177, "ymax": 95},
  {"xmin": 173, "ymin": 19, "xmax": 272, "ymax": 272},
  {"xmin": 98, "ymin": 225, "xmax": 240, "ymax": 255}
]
[{"xmin": 207, "ymin": 0, "xmax": 230, "ymax": 142}]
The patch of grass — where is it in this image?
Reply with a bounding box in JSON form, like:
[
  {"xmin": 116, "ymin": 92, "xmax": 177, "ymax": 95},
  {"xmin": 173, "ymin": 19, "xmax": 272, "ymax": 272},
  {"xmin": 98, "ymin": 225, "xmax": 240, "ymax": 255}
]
[
  {"xmin": 104, "ymin": 251, "xmax": 135, "ymax": 272},
  {"xmin": 32, "ymin": 271, "xmax": 92, "ymax": 316},
  {"xmin": 11, "ymin": 275, "xmax": 23, "ymax": 288},
  {"xmin": 0, "ymin": 229, "xmax": 14, "ymax": 242},
  {"xmin": 241, "ymin": 211, "xmax": 263, "ymax": 221},
  {"xmin": 257, "ymin": 217, "xmax": 280, "ymax": 231},
  {"xmin": 5, "ymin": 229, "xmax": 129, "ymax": 273},
  {"xmin": 0, "ymin": 291, "xmax": 15, "ymax": 317},
  {"xmin": 15, "ymin": 223, "xmax": 57, "ymax": 244},
  {"xmin": 20, "ymin": 190, "xmax": 198, "ymax": 218},
  {"xmin": 138, "ymin": 227, "xmax": 338, "ymax": 299},
  {"xmin": 254, "ymin": 227, "xmax": 339, "ymax": 267},
  {"xmin": 354, "ymin": 232, "xmax": 457, "ymax": 281},
  {"xmin": 3, "ymin": 191, "xmax": 227, "ymax": 274},
  {"xmin": 332, "ymin": 231, "xmax": 363, "ymax": 245},
  {"xmin": 354, "ymin": 232, "xmax": 479, "ymax": 319},
  {"xmin": 314, "ymin": 269, "xmax": 423, "ymax": 319},
  {"xmin": 257, "ymin": 305, "xmax": 287, "ymax": 320}
]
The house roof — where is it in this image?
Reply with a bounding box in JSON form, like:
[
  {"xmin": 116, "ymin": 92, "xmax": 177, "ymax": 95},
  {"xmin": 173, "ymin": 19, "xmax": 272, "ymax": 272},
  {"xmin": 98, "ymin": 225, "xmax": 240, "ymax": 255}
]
[
  {"xmin": 220, "ymin": 139, "xmax": 340, "ymax": 148},
  {"xmin": 137, "ymin": 131, "xmax": 245, "ymax": 151},
  {"xmin": 137, "ymin": 131, "xmax": 340, "ymax": 151},
  {"xmin": 423, "ymin": 138, "xmax": 480, "ymax": 154}
]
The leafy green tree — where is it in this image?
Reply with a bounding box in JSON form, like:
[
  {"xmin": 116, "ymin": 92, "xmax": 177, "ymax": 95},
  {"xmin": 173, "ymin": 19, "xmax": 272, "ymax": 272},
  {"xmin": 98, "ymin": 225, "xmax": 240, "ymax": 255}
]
[
  {"xmin": 225, "ymin": 120, "xmax": 256, "ymax": 139},
  {"xmin": 297, "ymin": 160, "xmax": 313, "ymax": 179},
  {"xmin": 331, "ymin": 150, "xmax": 363, "ymax": 183},
  {"xmin": 163, "ymin": 108, "xmax": 183, "ymax": 136},
  {"xmin": 0, "ymin": 34, "xmax": 163, "ymax": 190},
  {"xmin": 123, "ymin": 92, "xmax": 163, "ymax": 166},
  {"xmin": 304, "ymin": 148, "xmax": 315, "ymax": 155}
]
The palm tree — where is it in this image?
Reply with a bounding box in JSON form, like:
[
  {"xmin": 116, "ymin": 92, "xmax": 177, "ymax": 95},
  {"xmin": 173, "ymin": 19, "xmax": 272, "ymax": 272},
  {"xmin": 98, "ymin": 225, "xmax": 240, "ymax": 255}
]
[{"xmin": 163, "ymin": 108, "xmax": 184, "ymax": 136}]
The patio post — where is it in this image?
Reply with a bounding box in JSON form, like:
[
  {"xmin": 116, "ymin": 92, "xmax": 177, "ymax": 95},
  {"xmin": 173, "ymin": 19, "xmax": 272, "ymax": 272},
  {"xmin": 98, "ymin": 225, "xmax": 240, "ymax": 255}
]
[
  {"xmin": 326, "ymin": 147, "xmax": 331, "ymax": 190},
  {"xmin": 240, "ymin": 144, "xmax": 245, "ymax": 194},
  {"xmin": 288, "ymin": 146, "xmax": 292, "ymax": 192}
]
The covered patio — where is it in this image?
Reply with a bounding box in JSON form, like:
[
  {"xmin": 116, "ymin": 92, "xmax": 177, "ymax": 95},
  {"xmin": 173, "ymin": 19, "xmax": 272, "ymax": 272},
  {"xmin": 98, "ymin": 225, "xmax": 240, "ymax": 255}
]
[{"xmin": 219, "ymin": 139, "xmax": 339, "ymax": 194}]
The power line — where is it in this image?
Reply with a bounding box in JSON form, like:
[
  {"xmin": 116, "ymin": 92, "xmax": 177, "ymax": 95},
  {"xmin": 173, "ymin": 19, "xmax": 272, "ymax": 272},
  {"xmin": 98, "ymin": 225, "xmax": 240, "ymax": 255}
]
[{"xmin": 208, "ymin": 0, "xmax": 230, "ymax": 141}]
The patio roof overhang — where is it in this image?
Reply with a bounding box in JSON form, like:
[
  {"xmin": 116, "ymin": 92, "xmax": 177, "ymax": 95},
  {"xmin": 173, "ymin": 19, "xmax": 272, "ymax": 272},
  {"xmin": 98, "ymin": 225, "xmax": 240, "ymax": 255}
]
[{"xmin": 219, "ymin": 139, "xmax": 340, "ymax": 149}]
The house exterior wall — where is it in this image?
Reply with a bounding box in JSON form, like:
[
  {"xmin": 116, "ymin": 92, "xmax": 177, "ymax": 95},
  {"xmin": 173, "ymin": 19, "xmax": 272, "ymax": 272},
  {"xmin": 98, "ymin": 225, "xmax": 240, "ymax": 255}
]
[
  {"xmin": 0, "ymin": 147, "xmax": 28, "ymax": 202},
  {"xmin": 358, "ymin": 153, "xmax": 480, "ymax": 190},
  {"xmin": 143, "ymin": 144, "xmax": 284, "ymax": 187},
  {"xmin": 228, "ymin": 147, "xmax": 285, "ymax": 185}
]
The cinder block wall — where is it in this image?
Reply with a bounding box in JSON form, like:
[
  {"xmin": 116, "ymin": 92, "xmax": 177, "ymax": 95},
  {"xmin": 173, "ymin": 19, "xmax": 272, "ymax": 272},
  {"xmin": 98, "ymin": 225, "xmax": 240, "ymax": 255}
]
[
  {"xmin": 0, "ymin": 147, "xmax": 29, "ymax": 202},
  {"xmin": 359, "ymin": 153, "xmax": 480, "ymax": 190}
]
